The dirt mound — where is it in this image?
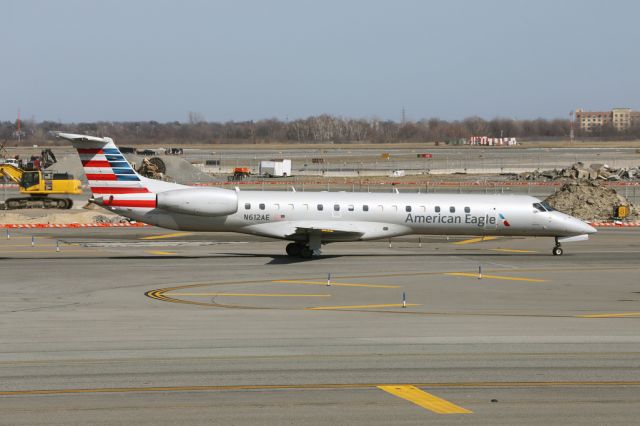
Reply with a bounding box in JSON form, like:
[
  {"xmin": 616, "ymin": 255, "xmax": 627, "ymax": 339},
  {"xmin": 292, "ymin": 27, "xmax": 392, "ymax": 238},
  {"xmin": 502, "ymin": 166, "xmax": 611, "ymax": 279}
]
[
  {"xmin": 0, "ymin": 210, "xmax": 125, "ymax": 224},
  {"xmin": 517, "ymin": 162, "xmax": 640, "ymax": 182},
  {"xmin": 544, "ymin": 180, "xmax": 635, "ymax": 221}
]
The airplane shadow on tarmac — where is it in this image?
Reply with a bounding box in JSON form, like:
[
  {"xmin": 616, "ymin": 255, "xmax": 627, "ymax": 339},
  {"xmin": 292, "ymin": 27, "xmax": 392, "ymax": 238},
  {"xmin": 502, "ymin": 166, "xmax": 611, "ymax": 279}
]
[{"xmin": 0, "ymin": 251, "xmax": 551, "ymax": 263}]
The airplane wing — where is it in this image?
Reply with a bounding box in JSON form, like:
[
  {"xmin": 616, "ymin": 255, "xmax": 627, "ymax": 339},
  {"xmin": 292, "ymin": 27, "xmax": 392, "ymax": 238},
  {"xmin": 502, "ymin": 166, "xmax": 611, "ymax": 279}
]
[
  {"xmin": 287, "ymin": 225, "xmax": 364, "ymax": 241},
  {"xmin": 243, "ymin": 221, "xmax": 366, "ymax": 241}
]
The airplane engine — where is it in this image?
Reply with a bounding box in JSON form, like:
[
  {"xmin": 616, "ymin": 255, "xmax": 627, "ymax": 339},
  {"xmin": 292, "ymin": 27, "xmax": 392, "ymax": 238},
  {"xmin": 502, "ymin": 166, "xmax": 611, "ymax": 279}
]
[{"xmin": 156, "ymin": 187, "xmax": 238, "ymax": 216}]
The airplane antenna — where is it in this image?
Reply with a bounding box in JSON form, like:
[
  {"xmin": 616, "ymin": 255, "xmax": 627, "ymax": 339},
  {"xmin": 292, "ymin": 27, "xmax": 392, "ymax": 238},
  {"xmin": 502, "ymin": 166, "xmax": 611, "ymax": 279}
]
[
  {"xmin": 290, "ymin": 186, "xmax": 296, "ymax": 192},
  {"xmin": 234, "ymin": 186, "xmax": 240, "ymax": 192},
  {"xmin": 393, "ymin": 187, "xmax": 399, "ymax": 194}
]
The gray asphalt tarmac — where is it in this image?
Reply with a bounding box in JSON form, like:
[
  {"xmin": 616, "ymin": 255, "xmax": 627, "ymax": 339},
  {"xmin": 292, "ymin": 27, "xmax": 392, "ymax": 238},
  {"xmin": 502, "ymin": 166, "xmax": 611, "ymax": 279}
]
[{"xmin": 0, "ymin": 227, "xmax": 639, "ymax": 425}]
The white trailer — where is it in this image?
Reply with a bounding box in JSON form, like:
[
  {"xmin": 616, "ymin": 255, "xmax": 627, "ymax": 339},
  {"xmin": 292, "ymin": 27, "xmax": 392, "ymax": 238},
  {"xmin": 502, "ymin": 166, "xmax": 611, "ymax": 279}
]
[{"xmin": 259, "ymin": 159, "xmax": 292, "ymax": 177}]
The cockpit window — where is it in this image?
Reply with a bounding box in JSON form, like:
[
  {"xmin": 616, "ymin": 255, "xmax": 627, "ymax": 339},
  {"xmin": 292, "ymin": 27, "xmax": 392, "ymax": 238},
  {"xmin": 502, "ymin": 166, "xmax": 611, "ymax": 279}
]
[
  {"xmin": 533, "ymin": 202, "xmax": 546, "ymax": 212},
  {"xmin": 540, "ymin": 202, "xmax": 555, "ymax": 211}
]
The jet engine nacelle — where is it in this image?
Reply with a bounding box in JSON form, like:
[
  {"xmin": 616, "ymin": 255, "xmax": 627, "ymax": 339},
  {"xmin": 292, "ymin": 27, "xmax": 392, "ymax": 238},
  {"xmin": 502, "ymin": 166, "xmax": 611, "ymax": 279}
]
[{"xmin": 156, "ymin": 187, "xmax": 238, "ymax": 216}]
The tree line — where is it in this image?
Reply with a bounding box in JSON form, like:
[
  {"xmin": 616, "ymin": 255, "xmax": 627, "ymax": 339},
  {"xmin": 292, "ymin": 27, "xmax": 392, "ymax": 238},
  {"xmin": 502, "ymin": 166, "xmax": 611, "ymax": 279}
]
[{"xmin": 2, "ymin": 115, "xmax": 639, "ymax": 145}]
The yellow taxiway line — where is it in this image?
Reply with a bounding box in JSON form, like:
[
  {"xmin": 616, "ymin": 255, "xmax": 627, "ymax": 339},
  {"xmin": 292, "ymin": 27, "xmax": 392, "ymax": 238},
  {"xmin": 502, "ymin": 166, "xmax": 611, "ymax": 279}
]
[
  {"xmin": 140, "ymin": 232, "xmax": 193, "ymax": 240},
  {"xmin": 445, "ymin": 272, "xmax": 547, "ymax": 282},
  {"xmin": 490, "ymin": 248, "xmax": 537, "ymax": 253},
  {"xmin": 452, "ymin": 236, "xmax": 498, "ymax": 245},
  {"xmin": 577, "ymin": 312, "xmax": 640, "ymax": 318},
  {"xmin": 167, "ymin": 293, "xmax": 331, "ymax": 298},
  {"xmin": 3, "ymin": 381, "xmax": 637, "ymax": 397},
  {"xmin": 308, "ymin": 303, "xmax": 421, "ymax": 310},
  {"xmin": 273, "ymin": 280, "xmax": 400, "ymax": 289},
  {"xmin": 378, "ymin": 385, "xmax": 472, "ymax": 414},
  {"xmin": 146, "ymin": 250, "xmax": 177, "ymax": 255}
]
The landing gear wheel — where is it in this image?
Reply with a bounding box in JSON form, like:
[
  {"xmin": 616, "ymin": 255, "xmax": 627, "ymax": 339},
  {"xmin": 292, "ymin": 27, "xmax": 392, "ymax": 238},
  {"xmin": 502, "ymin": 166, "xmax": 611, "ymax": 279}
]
[
  {"xmin": 552, "ymin": 246, "xmax": 563, "ymax": 256},
  {"xmin": 299, "ymin": 246, "xmax": 314, "ymax": 259},
  {"xmin": 286, "ymin": 242, "xmax": 302, "ymax": 257}
]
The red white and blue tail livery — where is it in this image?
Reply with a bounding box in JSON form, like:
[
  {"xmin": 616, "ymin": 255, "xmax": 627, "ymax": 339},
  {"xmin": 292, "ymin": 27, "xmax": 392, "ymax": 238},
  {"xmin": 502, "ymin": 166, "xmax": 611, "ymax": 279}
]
[
  {"xmin": 59, "ymin": 133, "xmax": 184, "ymax": 209},
  {"xmin": 58, "ymin": 132, "xmax": 596, "ymax": 258}
]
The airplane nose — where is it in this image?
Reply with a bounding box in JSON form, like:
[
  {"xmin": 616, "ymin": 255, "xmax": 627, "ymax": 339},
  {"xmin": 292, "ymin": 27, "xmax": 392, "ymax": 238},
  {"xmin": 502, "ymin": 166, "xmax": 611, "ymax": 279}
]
[
  {"xmin": 570, "ymin": 218, "xmax": 597, "ymax": 235},
  {"xmin": 582, "ymin": 221, "xmax": 597, "ymax": 235}
]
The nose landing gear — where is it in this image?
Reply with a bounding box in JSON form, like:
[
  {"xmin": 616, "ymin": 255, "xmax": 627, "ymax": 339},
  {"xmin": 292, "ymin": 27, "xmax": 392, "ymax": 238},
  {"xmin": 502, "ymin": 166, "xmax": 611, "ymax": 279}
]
[{"xmin": 552, "ymin": 237, "xmax": 563, "ymax": 256}]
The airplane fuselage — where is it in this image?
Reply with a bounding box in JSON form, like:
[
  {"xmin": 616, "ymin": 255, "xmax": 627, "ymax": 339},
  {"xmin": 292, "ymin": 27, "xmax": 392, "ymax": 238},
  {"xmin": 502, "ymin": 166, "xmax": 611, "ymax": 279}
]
[{"xmin": 114, "ymin": 191, "xmax": 592, "ymax": 241}]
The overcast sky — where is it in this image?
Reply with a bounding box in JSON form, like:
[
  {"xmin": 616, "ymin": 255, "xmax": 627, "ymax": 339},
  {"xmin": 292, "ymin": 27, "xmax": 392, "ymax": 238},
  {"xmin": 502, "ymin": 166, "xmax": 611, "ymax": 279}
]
[{"xmin": 2, "ymin": 0, "xmax": 639, "ymax": 122}]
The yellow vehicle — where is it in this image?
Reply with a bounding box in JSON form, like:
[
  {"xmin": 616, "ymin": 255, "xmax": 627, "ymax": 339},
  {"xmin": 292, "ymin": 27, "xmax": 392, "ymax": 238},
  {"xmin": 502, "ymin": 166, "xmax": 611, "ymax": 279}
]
[{"xmin": 0, "ymin": 164, "xmax": 82, "ymax": 209}]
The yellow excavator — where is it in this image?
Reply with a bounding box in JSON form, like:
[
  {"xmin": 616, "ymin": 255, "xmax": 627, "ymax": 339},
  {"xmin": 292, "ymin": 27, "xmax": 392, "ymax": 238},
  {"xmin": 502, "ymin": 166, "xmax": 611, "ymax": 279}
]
[{"xmin": 0, "ymin": 163, "xmax": 82, "ymax": 209}]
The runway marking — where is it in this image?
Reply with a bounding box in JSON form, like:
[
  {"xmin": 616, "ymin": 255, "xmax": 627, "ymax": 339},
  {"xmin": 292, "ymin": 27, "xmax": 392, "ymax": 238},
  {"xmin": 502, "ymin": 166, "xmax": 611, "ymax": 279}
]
[
  {"xmin": 146, "ymin": 250, "xmax": 177, "ymax": 255},
  {"xmin": 490, "ymin": 248, "xmax": 537, "ymax": 253},
  {"xmin": 273, "ymin": 280, "xmax": 400, "ymax": 289},
  {"xmin": 577, "ymin": 312, "xmax": 640, "ymax": 318},
  {"xmin": 378, "ymin": 385, "xmax": 472, "ymax": 414},
  {"xmin": 444, "ymin": 272, "xmax": 547, "ymax": 282},
  {"xmin": 167, "ymin": 293, "xmax": 331, "ymax": 298},
  {"xmin": 452, "ymin": 236, "xmax": 498, "ymax": 245},
  {"xmin": 308, "ymin": 303, "xmax": 421, "ymax": 310},
  {"xmin": 2, "ymin": 381, "xmax": 639, "ymax": 397},
  {"xmin": 140, "ymin": 232, "xmax": 193, "ymax": 240}
]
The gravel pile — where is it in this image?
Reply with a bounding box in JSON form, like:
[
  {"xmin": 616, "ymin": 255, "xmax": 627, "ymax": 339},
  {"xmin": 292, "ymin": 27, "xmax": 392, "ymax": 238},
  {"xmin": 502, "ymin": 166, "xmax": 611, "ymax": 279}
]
[
  {"xmin": 517, "ymin": 162, "xmax": 640, "ymax": 182},
  {"xmin": 544, "ymin": 180, "xmax": 636, "ymax": 221}
]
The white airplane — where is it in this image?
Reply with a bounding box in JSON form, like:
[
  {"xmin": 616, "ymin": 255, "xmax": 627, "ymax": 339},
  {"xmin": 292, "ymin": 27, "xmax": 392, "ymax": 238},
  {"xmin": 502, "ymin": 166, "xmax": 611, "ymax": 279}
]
[{"xmin": 58, "ymin": 133, "xmax": 596, "ymax": 258}]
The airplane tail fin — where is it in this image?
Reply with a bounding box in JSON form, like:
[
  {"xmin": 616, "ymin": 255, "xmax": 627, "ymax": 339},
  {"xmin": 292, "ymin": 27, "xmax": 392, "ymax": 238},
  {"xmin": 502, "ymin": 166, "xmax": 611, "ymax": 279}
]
[{"xmin": 56, "ymin": 132, "xmax": 184, "ymax": 209}]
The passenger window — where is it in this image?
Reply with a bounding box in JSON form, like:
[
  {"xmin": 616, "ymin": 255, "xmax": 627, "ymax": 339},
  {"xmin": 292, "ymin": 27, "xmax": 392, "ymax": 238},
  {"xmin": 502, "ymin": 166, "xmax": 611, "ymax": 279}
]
[
  {"xmin": 317, "ymin": 204, "xmax": 323, "ymax": 211},
  {"xmin": 405, "ymin": 206, "xmax": 411, "ymax": 212},
  {"xmin": 450, "ymin": 206, "xmax": 455, "ymax": 213},
  {"xmin": 347, "ymin": 205, "xmax": 354, "ymax": 211},
  {"xmin": 464, "ymin": 206, "xmax": 470, "ymax": 213},
  {"xmin": 363, "ymin": 205, "xmax": 369, "ymax": 212},
  {"xmin": 435, "ymin": 206, "xmax": 441, "ymax": 213},
  {"xmin": 245, "ymin": 203, "xmax": 251, "ymax": 210},
  {"xmin": 259, "ymin": 203, "xmax": 265, "ymax": 210},
  {"xmin": 334, "ymin": 204, "xmax": 340, "ymax": 211}
]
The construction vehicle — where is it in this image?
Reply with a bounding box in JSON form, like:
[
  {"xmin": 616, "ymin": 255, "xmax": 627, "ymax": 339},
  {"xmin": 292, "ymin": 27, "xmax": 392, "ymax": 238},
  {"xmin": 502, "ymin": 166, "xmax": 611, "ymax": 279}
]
[
  {"xmin": 228, "ymin": 167, "xmax": 251, "ymax": 181},
  {"xmin": 0, "ymin": 164, "xmax": 82, "ymax": 209}
]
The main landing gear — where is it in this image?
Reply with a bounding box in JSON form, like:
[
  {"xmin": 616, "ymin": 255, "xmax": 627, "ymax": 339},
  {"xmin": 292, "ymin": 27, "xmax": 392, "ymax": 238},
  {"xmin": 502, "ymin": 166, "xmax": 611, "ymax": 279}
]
[
  {"xmin": 286, "ymin": 242, "xmax": 315, "ymax": 259},
  {"xmin": 552, "ymin": 237, "xmax": 563, "ymax": 256}
]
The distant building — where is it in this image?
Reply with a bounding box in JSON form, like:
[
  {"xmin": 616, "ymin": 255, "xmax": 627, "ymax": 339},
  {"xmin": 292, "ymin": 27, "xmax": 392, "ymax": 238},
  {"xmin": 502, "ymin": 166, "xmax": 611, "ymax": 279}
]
[{"xmin": 576, "ymin": 108, "xmax": 640, "ymax": 132}]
